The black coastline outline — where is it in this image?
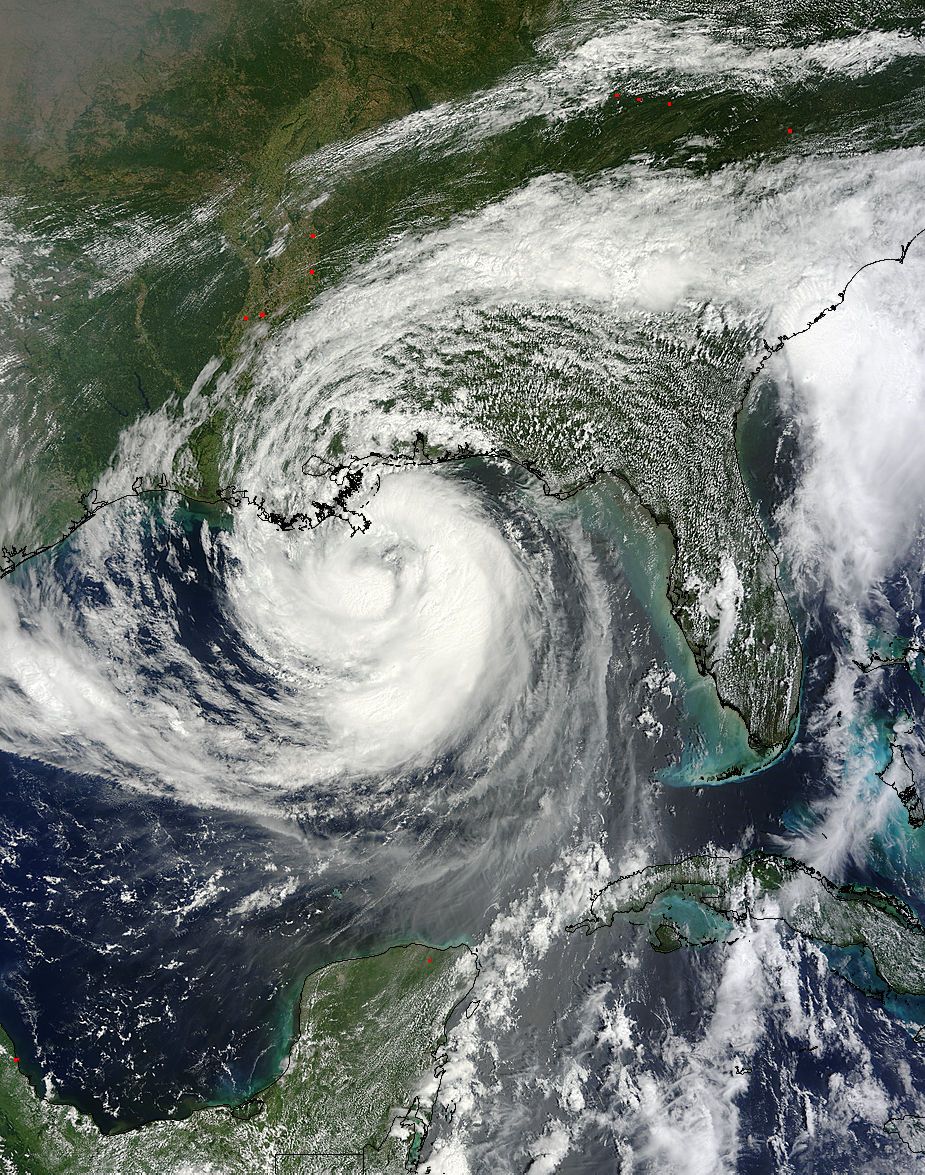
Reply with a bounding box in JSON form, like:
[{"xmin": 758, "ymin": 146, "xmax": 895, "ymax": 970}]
[
  {"xmin": 565, "ymin": 848, "xmax": 925, "ymax": 1156},
  {"xmin": 751, "ymin": 227, "xmax": 925, "ymax": 380},
  {"xmin": 877, "ymin": 736, "xmax": 925, "ymax": 829},
  {"xmin": 725, "ymin": 224, "xmax": 925, "ymax": 756},
  {"xmin": 566, "ymin": 849, "xmax": 925, "ymax": 994},
  {"xmin": 851, "ymin": 643, "xmax": 925, "ymax": 826},
  {"xmin": 0, "ymin": 436, "xmax": 582, "ymax": 581},
  {"xmin": 265, "ymin": 939, "xmax": 480, "ymax": 1174},
  {"xmin": 2, "ymin": 228, "xmax": 923, "ymax": 756},
  {"xmin": 854, "ymin": 641, "xmax": 922, "ymax": 675},
  {"xmin": 884, "ymin": 1113, "xmax": 925, "ymax": 1156},
  {"xmin": 0, "ymin": 941, "xmax": 479, "ymax": 1170}
]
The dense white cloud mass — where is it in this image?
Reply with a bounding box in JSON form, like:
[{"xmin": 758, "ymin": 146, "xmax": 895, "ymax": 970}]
[
  {"xmin": 292, "ymin": 16, "xmax": 925, "ymax": 188},
  {"xmin": 776, "ymin": 249, "xmax": 925, "ymax": 614},
  {"xmin": 222, "ymin": 469, "xmax": 535, "ymax": 775},
  {"xmin": 0, "ymin": 5, "xmax": 922, "ymax": 1168},
  {"xmin": 0, "ymin": 465, "xmax": 610, "ymax": 817}
]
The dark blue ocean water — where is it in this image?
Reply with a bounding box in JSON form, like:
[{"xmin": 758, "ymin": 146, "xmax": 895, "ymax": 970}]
[
  {"xmin": 0, "ymin": 462, "xmax": 617, "ymax": 1131},
  {"xmin": 1, "ymin": 462, "xmax": 923, "ymax": 1162}
]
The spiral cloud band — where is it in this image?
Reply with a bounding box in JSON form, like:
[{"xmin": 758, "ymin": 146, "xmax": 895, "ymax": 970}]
[{"xmin": 0, "ymin": 459, "xmax": 609, "ymax": 824}]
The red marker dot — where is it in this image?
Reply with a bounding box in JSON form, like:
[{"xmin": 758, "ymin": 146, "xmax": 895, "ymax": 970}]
[
  {"xmin": 258, "ymin": 311, "xmax": 266, "ymax": 319},
  {"xmin": 309, "ymin": 232, "xmax": 317, "ymax": 239},
  {"xmin": 636, "ymin": 96, "xmax": 643, "ymax": 103},
  {"xmin": 667, "ymin": 101, "xmax": 673, "ymax": 106},
  {"xmin": 242, "ymin": 315, "xmax": 249, "ymax": 321},
  {"xmin": 787, "ymin": 127, "xmax": 793, "ymax": 134},
  {"xmin": 427, "ymin": 957, "xmax": 432, "ymax": 964},
  {"xmin": 613, "ymin": 92, "xmax": 621, "ymax": 99},
  {"xmin": 309, "ymin": 269, "xmax": 315, "ymax": 276},
  {"xmin": 12, "ymin": 1058, "xmax": 19, "ymax": 1063}
]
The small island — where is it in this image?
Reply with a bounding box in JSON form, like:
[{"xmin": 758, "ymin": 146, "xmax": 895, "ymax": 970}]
[{"xmin": 570, "ymin": 852, "xmax": 925, "ymax": 999}]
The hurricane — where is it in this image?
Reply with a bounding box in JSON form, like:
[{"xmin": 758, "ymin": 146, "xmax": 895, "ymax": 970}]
[
  {"xmin": 2, "ymin": 0, "xmax": 925, "ymax": 1170},
  {"xmin": 0, "ymin": 454, "xmax": 612, "ymax": 828}
]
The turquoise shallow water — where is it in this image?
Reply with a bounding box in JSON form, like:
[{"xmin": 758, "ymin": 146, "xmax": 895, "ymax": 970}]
[
  {"xmin": 1, "ymin": 2, "xmax": 925, "ymax": 1168},
  {"xmin": 646, "ymin": 894, "xmax": 734, "ymax": 946},
  {"xmin": 821, "ymin": 944, "xmax": 925, "ymax": 1032},
  {"xmin": 580, "ymin": 476, "xmax": 775, "ymax": 784}
]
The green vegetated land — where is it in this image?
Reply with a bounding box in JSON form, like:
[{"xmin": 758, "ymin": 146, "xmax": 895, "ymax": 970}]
[
  {"xmin": 572, "ymin": 852, "xmax": 925, "ymax": 998},
  {"xmin": 0, "ymin": 943, "xmax": 476, "ymax": 1174},
  {"xmin": 7, "ymin": 2, "xmax": 925, "ymax": 756},
  {"xmin": 0, "ymin": 0, "xmax": 552, "ymax": 543}
]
